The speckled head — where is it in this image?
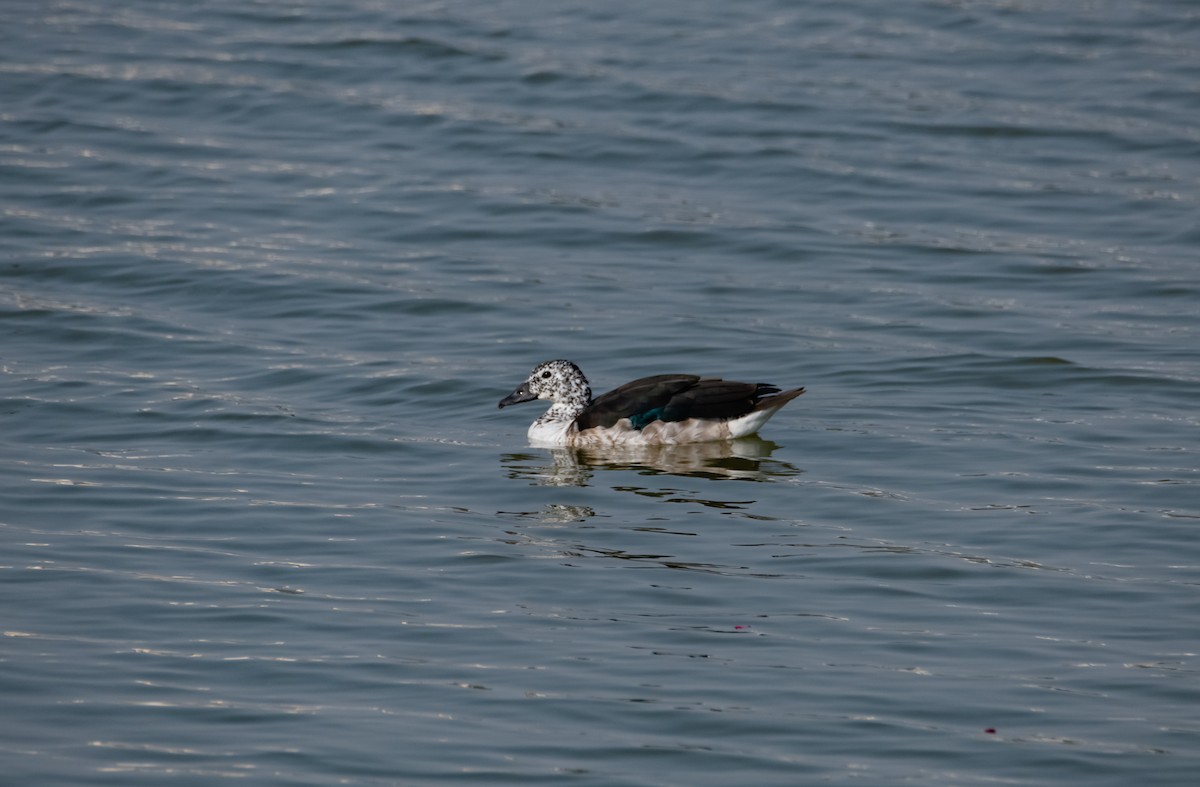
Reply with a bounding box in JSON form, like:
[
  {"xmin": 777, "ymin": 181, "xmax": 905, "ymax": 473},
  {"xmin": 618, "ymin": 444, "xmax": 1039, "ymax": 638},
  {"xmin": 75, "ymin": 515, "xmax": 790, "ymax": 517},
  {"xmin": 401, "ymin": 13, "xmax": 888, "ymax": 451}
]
[{"xmin": 498, "ymin": 360, "xmax": 591, "ymax": 410}]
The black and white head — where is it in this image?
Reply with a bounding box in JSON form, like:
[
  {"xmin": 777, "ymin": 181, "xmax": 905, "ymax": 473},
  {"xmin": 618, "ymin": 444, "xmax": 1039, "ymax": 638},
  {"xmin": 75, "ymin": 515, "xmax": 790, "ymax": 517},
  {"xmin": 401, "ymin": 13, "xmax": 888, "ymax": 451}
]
[{"xmin": 498, "ymin": 360, "xmax": 591, "ymax": 410}]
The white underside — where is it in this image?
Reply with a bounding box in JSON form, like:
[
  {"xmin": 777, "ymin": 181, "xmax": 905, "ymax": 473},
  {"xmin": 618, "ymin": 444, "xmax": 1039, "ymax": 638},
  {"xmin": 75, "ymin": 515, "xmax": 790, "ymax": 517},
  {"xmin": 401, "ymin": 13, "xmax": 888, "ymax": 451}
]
[{"xmin": 527, "ymin": 406, "xmax": 784, "ymax": 448}]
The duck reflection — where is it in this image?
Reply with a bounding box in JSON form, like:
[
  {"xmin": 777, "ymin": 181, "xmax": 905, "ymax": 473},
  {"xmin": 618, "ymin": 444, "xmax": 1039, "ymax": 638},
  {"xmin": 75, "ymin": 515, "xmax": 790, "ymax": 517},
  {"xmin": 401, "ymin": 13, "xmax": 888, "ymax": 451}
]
[
  {"xmin": 496, "ymin": 440, "xmax": 805, "ymax": 575},
  {"xmin": 501, "ymin": 436, "xmax": 802, "ymax": 488}
]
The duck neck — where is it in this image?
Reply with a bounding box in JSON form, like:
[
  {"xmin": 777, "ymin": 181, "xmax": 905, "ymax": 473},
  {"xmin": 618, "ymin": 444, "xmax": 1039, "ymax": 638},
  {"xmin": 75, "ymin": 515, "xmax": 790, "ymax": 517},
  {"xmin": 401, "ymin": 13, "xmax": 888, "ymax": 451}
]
[{"xmin": 539, "ymin": 398, "xmax": 586, "ymax": 424}]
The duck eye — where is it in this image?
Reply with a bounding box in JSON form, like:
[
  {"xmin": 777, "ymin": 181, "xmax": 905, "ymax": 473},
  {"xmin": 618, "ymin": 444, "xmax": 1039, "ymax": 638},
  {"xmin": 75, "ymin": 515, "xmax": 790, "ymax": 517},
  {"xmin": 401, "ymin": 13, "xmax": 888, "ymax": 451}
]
[{"xmin": 541, "ymin": 371, "xmax": 551, "ymax": 379}]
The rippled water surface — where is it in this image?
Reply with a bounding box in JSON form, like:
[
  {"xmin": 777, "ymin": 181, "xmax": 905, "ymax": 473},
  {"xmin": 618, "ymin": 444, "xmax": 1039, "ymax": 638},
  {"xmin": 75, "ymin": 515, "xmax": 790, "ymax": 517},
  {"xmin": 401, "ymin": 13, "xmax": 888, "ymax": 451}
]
[{"xmin": 3, "ymin": 1, "xmax": 1198, "ymax": 784}]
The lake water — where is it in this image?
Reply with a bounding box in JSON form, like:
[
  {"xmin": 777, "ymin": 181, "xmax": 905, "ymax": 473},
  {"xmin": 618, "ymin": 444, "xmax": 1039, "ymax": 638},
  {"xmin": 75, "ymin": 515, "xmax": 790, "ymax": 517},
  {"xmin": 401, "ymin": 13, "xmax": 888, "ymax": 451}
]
[{"xmin": 2, "ymin": 0, "xmax": 1198, "ymax": 784}]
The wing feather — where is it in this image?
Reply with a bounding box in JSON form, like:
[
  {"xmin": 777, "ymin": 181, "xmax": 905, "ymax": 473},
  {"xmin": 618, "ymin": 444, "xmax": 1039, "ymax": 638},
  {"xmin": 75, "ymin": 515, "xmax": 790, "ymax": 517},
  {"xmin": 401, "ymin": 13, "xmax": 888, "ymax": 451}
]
[
  {"xmin": 578, "ymin": 375, "xmax": 794, "ymax": 431},
  {"xmin": 661, "ymin": 380, "xmax": 780, "ymax": 421},
  {"xmin": 577, "ymin": 374, "xmax": 700, "ymax": 430}
]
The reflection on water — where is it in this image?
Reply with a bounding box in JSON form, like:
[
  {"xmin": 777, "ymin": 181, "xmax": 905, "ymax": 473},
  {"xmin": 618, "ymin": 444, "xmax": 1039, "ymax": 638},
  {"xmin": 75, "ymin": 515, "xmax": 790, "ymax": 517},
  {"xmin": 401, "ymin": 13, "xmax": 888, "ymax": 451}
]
[
  {"xmin": 496, "ymin": 503, "xmax": 598, "ymax": 526},
  {"xmin": 495, "ymin": 438, "xmax": 1031, "ymax": 578},
  {"xmin": 500, "ymin": 437, "xmax": 803, "ymax": 488},
  {"xmin": 496, "ymin": 439, "xmax": 805, "ymax": 573}
]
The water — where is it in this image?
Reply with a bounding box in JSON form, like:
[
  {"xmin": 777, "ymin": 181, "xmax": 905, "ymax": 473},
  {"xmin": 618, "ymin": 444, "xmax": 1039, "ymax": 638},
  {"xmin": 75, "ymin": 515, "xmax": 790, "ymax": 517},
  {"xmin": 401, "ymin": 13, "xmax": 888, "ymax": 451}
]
[{"xmin": 2, "ymin": 0, "xmax": 1198, "ymax": 783}]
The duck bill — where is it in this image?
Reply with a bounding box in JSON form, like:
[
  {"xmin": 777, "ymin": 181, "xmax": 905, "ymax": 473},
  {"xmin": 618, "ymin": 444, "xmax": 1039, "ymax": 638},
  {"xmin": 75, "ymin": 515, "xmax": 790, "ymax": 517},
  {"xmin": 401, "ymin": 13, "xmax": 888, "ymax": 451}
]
[{"xmin": 498, "ymin": 385, "xmax": 537, "ymax": 408}]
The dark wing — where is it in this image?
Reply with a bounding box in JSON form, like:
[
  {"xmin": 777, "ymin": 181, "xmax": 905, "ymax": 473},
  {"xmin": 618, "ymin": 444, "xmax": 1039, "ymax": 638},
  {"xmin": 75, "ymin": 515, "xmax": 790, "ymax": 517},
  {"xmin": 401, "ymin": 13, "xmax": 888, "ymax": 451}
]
[
  {"xmin": 576, "ymin": 374, "xmax": 700, "ymax": 430},
  {"xmin": 661, "ymin": 380, "xmax": 783, "ymax": 421},
  {"xmin": 578, "ymin": 375, "xmax": 787, "ymax": 431}
]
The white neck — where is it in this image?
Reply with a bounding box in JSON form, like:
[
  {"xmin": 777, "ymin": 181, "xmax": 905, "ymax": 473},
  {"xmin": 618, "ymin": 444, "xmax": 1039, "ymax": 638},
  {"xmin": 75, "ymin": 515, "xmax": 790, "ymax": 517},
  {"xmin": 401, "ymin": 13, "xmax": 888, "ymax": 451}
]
[{"xmin": 528, "ymin": 412, "xmax": 576, "ymax": 446}]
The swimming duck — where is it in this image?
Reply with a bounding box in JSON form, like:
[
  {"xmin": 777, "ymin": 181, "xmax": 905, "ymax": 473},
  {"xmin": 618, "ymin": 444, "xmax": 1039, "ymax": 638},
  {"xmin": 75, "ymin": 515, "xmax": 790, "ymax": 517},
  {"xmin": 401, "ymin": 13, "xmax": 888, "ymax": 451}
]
[{"xmin": 498, "ymin": 360, "xmax": 805, "ymax": 447}]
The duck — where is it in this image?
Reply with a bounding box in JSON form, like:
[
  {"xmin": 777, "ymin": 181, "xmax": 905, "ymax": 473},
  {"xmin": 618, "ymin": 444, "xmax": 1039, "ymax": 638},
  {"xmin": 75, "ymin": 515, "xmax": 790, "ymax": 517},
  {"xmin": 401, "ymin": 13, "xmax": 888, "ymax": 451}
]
[{"xmin": 498, "ymin": 360, "xmax": 805, "ymax": 447}]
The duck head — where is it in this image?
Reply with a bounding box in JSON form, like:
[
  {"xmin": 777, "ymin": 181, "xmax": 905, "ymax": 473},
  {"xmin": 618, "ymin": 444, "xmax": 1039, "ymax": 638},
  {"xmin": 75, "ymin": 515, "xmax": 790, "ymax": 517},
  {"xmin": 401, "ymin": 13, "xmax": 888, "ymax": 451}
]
[{"xmin": 498, "ymin": 360, "xmax": 591, "ymax": 409}]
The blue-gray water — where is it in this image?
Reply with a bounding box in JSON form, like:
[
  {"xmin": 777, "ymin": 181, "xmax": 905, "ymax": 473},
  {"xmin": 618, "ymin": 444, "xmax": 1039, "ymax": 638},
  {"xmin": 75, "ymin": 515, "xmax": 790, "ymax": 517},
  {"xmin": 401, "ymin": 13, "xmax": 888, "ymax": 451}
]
[{"xmin": 2, "ymin": 1, "xmax": 1198, "ymax": 784}]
